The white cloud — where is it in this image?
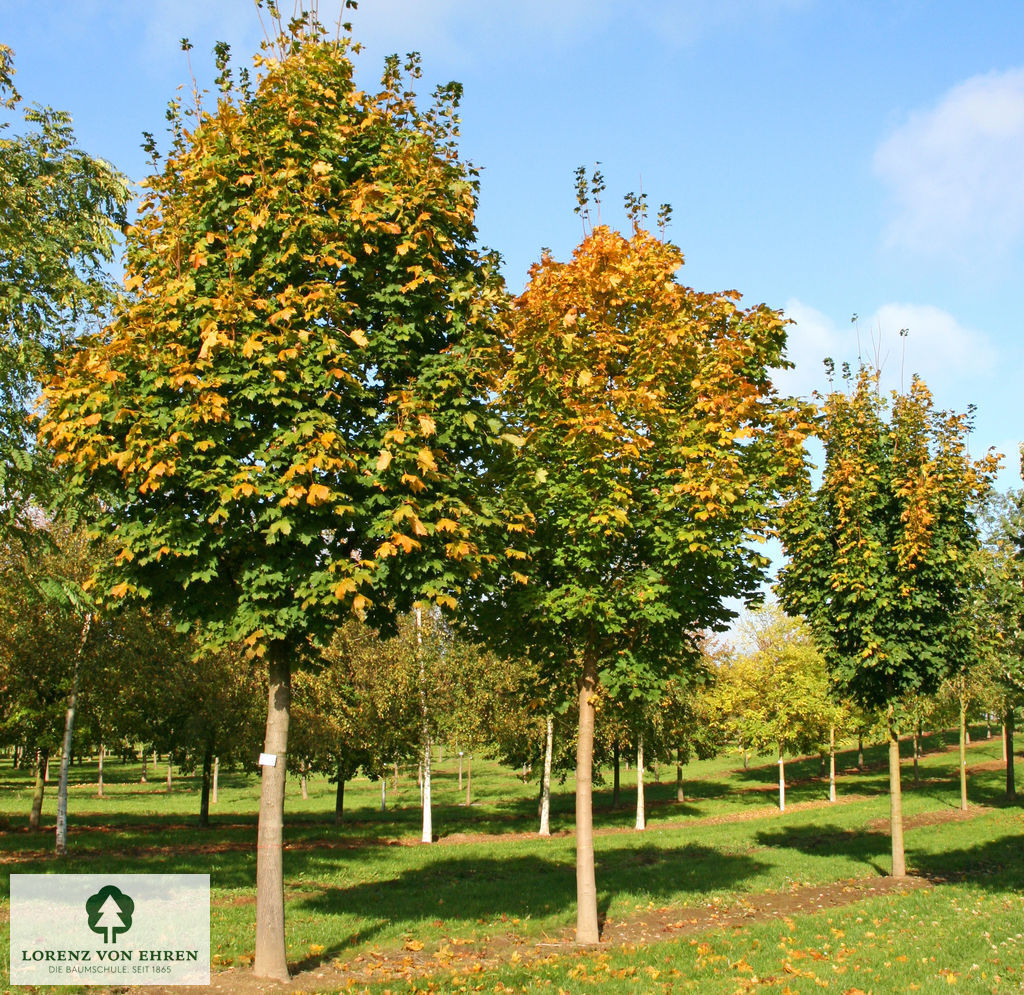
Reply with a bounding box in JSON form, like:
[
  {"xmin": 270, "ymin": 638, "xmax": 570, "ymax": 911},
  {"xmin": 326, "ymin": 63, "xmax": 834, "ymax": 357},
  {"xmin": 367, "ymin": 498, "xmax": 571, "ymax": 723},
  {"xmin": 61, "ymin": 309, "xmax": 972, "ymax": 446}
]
[
  {"xmin": 874, "ymin": 67, "xmax": 1024, "ymax": 260},
  {"xmin": 777, "ymin": 299, "xmax": 995, "ymax": 401}
]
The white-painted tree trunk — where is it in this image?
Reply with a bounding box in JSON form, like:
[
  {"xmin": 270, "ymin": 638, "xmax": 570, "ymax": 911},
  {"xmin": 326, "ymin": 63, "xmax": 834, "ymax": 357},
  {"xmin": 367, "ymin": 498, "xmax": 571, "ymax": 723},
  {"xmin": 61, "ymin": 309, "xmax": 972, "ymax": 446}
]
[
  {"xmin": 56, "ymin": 614, "xmax": 92, "ymax": 857},
  {"xmin": 539, "ymin": 715, "xmax": 553, "ymax": 836},
  {"xmin": 635, "ymin": 735, "xmax": 646, "ymax": 831}
]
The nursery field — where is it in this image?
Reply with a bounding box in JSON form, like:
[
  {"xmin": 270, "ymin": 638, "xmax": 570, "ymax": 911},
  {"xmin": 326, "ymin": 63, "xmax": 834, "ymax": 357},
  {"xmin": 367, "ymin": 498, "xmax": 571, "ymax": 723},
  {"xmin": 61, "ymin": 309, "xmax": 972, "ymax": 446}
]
[{"xmin": 1, "ymin": 730, "xmax": 1022, "ymax": 994}]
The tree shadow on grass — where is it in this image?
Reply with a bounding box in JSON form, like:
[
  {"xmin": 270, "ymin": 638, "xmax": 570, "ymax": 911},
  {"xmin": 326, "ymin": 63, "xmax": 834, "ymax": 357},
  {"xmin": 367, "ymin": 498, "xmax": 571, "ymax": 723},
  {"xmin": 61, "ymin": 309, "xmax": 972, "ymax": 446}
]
[
  {"xmin": 910, "ymin": 833, "xmax": 1024, "ymax": 890},
  {"xmin": 292, "ymin": 843, "xmax": 768, "ymax": 969},
  {"xmin": 754, "ymin": 823, "xmax": 890, "ymax": 876}
]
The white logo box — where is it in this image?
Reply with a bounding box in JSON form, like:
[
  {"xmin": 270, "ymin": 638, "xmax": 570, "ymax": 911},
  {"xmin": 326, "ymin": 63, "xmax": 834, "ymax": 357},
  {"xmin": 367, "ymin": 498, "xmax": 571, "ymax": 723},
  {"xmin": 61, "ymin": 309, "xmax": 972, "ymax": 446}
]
[{"xmin": 10, "ymin": 874, "xmax": 210, "ymax": 986}]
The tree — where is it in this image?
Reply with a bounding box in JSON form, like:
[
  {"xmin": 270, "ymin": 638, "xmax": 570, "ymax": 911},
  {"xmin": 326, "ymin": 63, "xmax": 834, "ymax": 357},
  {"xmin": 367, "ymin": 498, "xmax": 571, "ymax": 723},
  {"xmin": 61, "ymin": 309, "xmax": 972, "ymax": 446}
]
[
  {"xmin": 714, "ymin": 607, "xmax": 839, "ymax": 810},
  {"xmin": 39, "ymin": 13, "xmax": 522, "ymax": 980},
  {"xmin": 975, "ymin": 489, "xmax": 1024, "ymax": 798},
  {"xmin": 779, "ymin": 366, "xmax": 997, "ymax": 876},
  {"xmin": 0, "ymin": 45, "xmax": 128, "ymax": 533},
  {"xmin": 291, "ymin": 619, "xmax": 420, "ymax": 823},
  {"xmin": 492, "ymin": 190, "xmax": 810, "ymax": 943}
]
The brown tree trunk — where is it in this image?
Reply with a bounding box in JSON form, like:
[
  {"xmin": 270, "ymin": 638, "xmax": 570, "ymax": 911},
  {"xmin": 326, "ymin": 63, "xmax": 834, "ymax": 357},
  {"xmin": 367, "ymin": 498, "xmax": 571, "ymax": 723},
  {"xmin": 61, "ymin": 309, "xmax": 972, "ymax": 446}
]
[
  {"xmin": 97, "ymin": 743, "xmax": 104, "ymax": 798},
  {"xmin": 959, "ymin": 693, "xmax": 968, "ymax": 812},
  {"xmin": 200, "ymin": 743, "xmax": 213, "ymax": 828},
  {"xmin": 335, "ymin": 761, "xmax": 345, "ymax": 825},
  {"xmin": 300, "ymin": 760, "xmax": 308, "ymax": 800},
  {"xmin": 575, "ymin": 655, "xmax": 600, "ymax": 945},
  {"xmin": 212, "ymin": 756, "xmax": 219, "ymax": 804},
  {"xmin": 166, "ymin": 756, "xmax": 172, "ymax": 792},
  {"xmin": 141, "ymin": 747, "xmax": 147, "ymax": 783},
  {"xmin": 777, "ymin": 744, "xmax": 786, "ymax": 812},
  {"xmin": 416, "ymin": 607, "xmax": 432, "ymax": 844},
  {"xmin": 676, "ymin": 746, "xmax": 685, "ymax": 803},
  {"xmin": 29, "ymin": 748, "xmax": 47, "ymax": 831},
  {"xmin": 1005, "ymin": 707, "xmax": 1016, "ymax": 799},
  {"xmin": 634, "ymin": 735, "xmax": 646, "ymax": 830},
  {"xmin": 539, "ymin": 715, "xmax": 553, "ymax": 836},
  {"xmin": 611, "ymin": 742, "xmax": 620, "ymax": 808},
  {"xmin": 888, "ymin": 710, "xmax": 906, "ymax": 878},
  {"xmin": 857, "ymin": 731, "xmax": 864, "ymax": 769},
  {"xmin": 380, "ymin": 778, "xmax": 387, "ymax": 812},
  {"xmin": 56, "ymin": 614, "xmax": 92, "ymax": 857},
  {"xmin": 253, "ymin": 648, "xmax": 291, "ymax": 982}
]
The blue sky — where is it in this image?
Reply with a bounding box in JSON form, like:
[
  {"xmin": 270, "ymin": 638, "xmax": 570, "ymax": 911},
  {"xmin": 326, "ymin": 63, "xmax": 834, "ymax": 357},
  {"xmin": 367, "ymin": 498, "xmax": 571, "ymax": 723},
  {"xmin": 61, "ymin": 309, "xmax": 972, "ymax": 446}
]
[{"xmin": 4, "ymin": 0, "xmax": 1023, "ymax": 495}]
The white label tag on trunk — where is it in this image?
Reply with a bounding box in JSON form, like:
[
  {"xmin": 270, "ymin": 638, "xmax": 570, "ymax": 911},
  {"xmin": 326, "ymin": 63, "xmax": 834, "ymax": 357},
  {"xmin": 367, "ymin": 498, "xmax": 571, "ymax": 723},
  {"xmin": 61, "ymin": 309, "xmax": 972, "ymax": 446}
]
[{"xmin": 258, "ymin": 753, "xmax": 277, "ymax": 767}]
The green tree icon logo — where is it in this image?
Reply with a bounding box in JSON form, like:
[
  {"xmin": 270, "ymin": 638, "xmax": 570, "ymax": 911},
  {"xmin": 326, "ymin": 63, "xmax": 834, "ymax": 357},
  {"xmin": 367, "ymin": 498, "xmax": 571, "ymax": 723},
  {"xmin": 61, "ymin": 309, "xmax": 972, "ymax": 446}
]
[{"xmin": 86, "ymin": 885, "xmax": 135, "ymax": 943}]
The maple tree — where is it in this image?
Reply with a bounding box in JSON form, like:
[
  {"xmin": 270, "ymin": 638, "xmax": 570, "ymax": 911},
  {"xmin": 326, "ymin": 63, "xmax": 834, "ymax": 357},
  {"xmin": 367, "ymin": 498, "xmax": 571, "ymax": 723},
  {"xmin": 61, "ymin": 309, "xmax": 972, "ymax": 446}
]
[
  {"xmin": 778, "ymin": 366, "xmax": 997, "ymax": 876},
  {"xmin": 713, "ymin": 607, "xmax": 840, "ymax": 810},
  {"xmin": 971, "ymin": 489, "xmax": 1024, "ymax": 798},
  {"xmin": 0, "ymin": 45, "xmax": 129, "ymax": 533},
  {"xmin": 38, "ymin": 11, "xmax": 521, "ymax": 980},
  {"xmin": 492, "ymin": 190, "xmax": 810, "ymax": 943}
]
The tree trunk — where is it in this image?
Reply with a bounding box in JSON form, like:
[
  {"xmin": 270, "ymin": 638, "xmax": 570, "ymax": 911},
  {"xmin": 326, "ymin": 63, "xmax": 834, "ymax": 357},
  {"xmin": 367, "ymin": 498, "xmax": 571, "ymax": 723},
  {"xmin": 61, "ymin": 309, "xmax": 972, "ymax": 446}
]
[
  {"xmin": 380, "ymin": 777, "xmax": 387, "ymax": 812},
  {"xmin": 635, "ymin": 735, "xmax": 646, "ymax": 831},
  {"xmin": 1002, "ymin": 722, "xmax": 1008, "ymax": 762},
  {"xmin": 393, "ymin": 761, "xmax": 399, "ymax": 793},
  {"xmin": 959, "ymin": 692, "xmax": 968, "ymax": 812},
  {"xmin": 465, "ymin": 754, "xmax": 472, "ymax": 807},
  {"xmin": 828, "ymin": 724, "xmax": 836, "ymax": 803},
  {"xmin": 539, "ymin": 714, "xmax": 553, "ymax": 836},
  {"xmin": 416, "ymin": 607, "xmax": 432, "ymax": 844},
  {"xmin": 141, "ymin": 747, "xmax": 147, "ymax": 783},
  {"xmin": 166, "ymin": 756, "xmax": 172, "ymax": 792},
  {"xmin": 335, "ymin": 761, "xmax": 345, "ymax": 825},
  {"xmin": 612, "ymin": 742, "xmax": 620, "ymax": 808},
  {"xmin": 777, "ymin": 743, "xmax": 786, "ymax": 812},
  {"xmin": 56, "ymin": 613, "xmax": 92, "ymax": 857},
  {"xmin": 857, "ymin": 731, "xmax": 864, "ymax": 769},
  {"xmin": 300, "ymin": 761, "xmax": 308, "ymax": 800},
  {"xmin": 212, "ymin": 756, "xmax": 219, "ymax": 804},
  {"xmin": 29, "ymin": 748, "xmax": 47, "ymax": 831},
  {"xmin": 742, "ymin": 743, "xmax": 749, "ymax": 770},
  {"xmin": 575, "ymin": 655, "xmax": 600, "ymax": 945},
  {"xmin": 1005, "ymin": 707, "xmax": 1016, "ymax": 799},
  {"xmin": 888, "ymin": 710, "xmax": 906, "ymax": 878},
  {"xmin": 676, "ymin": 747, "xmax": 685, "ymax": 803},
  {"xmin": 97, "ymin": 743, "xmax": 104, "ymax": 798},
  {"xmin": 458, "ymin": 752, "xmax": 463, "ymax": 791},
  {"xmin": 200, "ymin": 743, "xmax": 213, "ymax": 828},
  {"xmin": 253, "ymin": 648, "xmax": 291, "ymax": 982}
]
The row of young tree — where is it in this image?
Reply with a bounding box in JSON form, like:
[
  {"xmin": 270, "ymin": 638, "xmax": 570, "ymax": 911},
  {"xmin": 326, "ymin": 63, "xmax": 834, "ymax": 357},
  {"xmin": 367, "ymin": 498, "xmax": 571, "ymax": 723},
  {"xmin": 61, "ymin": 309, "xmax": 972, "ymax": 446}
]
[{"xmin": 2, "ymin": 2, "xmax": 1019, "ymax": 980}]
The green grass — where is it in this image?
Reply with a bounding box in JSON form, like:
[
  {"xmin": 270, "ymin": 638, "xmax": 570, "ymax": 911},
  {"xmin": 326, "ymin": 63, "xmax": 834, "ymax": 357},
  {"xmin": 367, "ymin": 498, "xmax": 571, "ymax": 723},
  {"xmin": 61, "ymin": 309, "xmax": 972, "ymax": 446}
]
[{"xmin": 0, "ymin": 727, "xmax": 1020, "ymax": 992}]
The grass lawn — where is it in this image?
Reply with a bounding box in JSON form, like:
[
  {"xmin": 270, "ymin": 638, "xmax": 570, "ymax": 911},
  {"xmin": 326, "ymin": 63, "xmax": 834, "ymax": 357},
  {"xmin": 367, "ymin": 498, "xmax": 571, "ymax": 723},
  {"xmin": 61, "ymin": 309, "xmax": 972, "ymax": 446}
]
[{"xmin": 0, "ymin": 727, "xmax": 1021, "ymax": 992}]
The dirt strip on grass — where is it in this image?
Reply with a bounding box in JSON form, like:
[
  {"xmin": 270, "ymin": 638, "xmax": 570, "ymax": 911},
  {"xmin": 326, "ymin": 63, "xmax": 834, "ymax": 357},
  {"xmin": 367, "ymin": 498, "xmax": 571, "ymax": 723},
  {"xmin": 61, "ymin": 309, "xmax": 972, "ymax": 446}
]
[{"xmin": 128, "ymin": 873, "xmax": 935, "ymax": 995}]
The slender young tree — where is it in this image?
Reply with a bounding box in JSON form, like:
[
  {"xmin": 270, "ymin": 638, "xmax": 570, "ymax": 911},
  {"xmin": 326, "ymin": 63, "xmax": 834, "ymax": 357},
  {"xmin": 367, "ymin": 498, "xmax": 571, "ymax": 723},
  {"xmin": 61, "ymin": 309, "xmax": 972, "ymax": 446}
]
[
  {"xmin": 39, "ymin": 12, "xmax": 521, "ymax": 980},
  {"xmin": 491, "ymin": 186, "xmax": 810, "ymax": 943},
  {"xmin": 779, "ymin": 366, "xmax": 997, "ymax": 876}
]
